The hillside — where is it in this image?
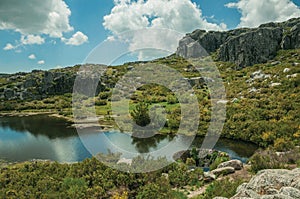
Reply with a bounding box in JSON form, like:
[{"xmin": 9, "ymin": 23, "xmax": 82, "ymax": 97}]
[{"xmin": 0, "ymin": 48, "xmax": 299, "ymax": 149}]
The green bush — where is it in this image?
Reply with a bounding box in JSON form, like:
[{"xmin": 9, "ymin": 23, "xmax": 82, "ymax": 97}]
[
  {"xmin": 249, "ymin": 149, "xmax": 285, "ymax": 173},
  {"xmin": 209, "ymin": 156, "xmax": 230, "ymax": 171}
]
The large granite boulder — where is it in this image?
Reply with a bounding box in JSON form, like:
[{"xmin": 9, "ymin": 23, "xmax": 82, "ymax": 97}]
[{"xmin": 231, "ymin": 168, "xmax": 300, "ymax": 199}]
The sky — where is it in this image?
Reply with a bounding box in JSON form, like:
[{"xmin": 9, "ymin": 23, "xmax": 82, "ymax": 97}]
[{"xmin": 0, "ymin": 0, "xmax": 300, "ymax": 73}]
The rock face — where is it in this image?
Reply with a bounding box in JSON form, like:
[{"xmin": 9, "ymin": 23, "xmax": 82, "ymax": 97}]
[
  {"xmin": 228, "ymin": 168, "xmax": 300, "ymax": 199},
  {"xmin": 0, "ymin": 64, "xmax": 108, "ymax": 101},
  {"xmin": 218, "ymin": 27, "xmax": 283, "ymax": 67},
  {"xmin": 176, "ymin": 17, "xmax": 300, "ymax": 68}
]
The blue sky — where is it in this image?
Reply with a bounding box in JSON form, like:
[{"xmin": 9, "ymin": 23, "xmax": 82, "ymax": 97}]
[{"xmin": 0, "ymin": 0, "xmax": 300, "ymax": 73}]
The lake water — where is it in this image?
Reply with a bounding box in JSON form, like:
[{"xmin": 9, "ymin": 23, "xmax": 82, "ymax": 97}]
[{"xmin": 0, "ymin": 115, "xmax": 257, "ymax": 163}]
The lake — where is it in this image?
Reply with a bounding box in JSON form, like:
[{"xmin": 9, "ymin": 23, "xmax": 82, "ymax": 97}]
[{"xmin": 0, "ymin": 114, "xmax": 258, "ymax": 163}]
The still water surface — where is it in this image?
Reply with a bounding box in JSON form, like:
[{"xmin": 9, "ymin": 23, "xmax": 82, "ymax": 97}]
[{"xmin": 0, "ymin": 115, "xmax": 257, "ymax": 163}]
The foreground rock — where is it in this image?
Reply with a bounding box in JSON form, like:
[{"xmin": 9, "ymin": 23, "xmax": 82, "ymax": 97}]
[
  {"xmin": 214, "ymin": 168, "xmax": 300, "ymax": 199},
  {"xmin": 211, "ymin": 167, "xmax": 235, "ymax": 177},
  {"xmin": 217, "ymin": 160, "xmax": 243, "ymax": 170},
  {"xmin": 176, "ymin": 17, "xmax": 300, "ymax": 68}
]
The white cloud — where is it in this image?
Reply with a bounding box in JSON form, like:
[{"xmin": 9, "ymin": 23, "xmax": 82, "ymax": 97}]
[
  {"xmin": 3, "ymin": 43, "xmax": 15, "ymax": 50},
  {"xmin": 103, "ymin": 0, "xmax": 227, "ymax": 60},
  {"xmin": 62, "ymin": 31, "xmax": 88, "ymax": 46},
  {"xmin": 226, "ymin": 0, "xmax": 300, "ymax": 28},
  {"xmin": 28, "ymin": 54, "xmax": 36, "ymax": 59},
  {"xmin": 38, "ymin": 60, "xmax": 45, "ymax": 65},
  {"xmin": 0, "ymin": 0, "xmax": 73, "ymax": 38},
  {"xmin": 21, "ymin": 35, "xmax": 45, "ymax": 45}
]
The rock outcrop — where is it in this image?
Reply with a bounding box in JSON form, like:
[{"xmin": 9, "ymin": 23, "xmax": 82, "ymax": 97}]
[
  {"xmin": 0, "ymin": 64, "xmax": 108, "ymax": 101},
  {"xmin": 176, "ymin": 17, "xmax": 300, "ymax": 68}
]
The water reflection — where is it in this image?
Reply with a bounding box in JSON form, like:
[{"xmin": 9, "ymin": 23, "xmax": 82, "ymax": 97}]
[{"xmin": 0, "ymin": 115, "xmax": 76, "ymax": 139}]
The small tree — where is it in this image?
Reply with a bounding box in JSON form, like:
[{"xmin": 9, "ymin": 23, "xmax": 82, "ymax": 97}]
[{"xmin": 131, "ymin": 101, "xmax": 151, "ymax": 127}]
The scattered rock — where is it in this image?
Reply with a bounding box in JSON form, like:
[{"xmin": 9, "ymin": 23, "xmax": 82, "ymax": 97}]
[
  {"xmin": 249, "ymin": 87, "xmax": 258, "ymax": 93},
  {"xmin": 217, "ymin": 100, "xmax": 229, "ymax": 104},
  {"xmin": 283, "ymin": 68, "xmax": 291, "ymax": 73},
  {"xmin": 271, "ymin": 61, "xmax": 281, "ymax": 66},
  {"xmin": 217, "ymin": 160, "xmax": 243, "ymax": 170},
  {"xmin": 231, "ymin": 98, "xmax": 239, "ymax": 103},
  {"xmin": 211, "ymin": 167, "xmax": 235, "ymax": 176},
  {"xmin": 117, "ymin": 158, "xmax": 132, "ymax": 165},
  {"xmin": 204, "ymin": 172, "xmax": 216, "ymax": 182},
  {"xmin": 291, "ymin": 74, "xmax": 298, "ymax": 78},
  {"xmin": 270, "ymin": 83, "xmax": 282, "ymax": 87}
]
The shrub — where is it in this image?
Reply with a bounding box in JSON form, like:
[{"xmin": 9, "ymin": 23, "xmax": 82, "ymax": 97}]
[
  {"xmin": 249, "ymin": 149, "xmax": 285, "ymax": 173},
  {"xmin": 273, "ymin": 138, "xmax": 295, "ymax": 152},
  {"xmin": 209, "ymin": 156, "xmax": 230, "ymax": 171},
  {"xmin": 197, "ymin": 177, "xmax": 244, "ymax": 199}
]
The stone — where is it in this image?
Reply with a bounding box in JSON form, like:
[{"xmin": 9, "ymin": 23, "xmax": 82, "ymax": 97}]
[
  {"xmin": 283, "ymin": 68, "xmax": 290, "ymax": 73},
  {"xmin": 231, "ymin": 98, "xmax": 239, "ymax": 103},
  {"xmin": 211, "ymin": 167, "xmax": 235, "ymax": 176},
  {"xmin": 217, "ymin": 160, "xmax": 243, "ymax": 170},
  {"xmin": 251, "ymin": 70, "xmax": 266, "ymax": 79},
  {"xmin": 217, "ymin": 100, "xmax": 229, "ymax": 104},
  {"xmin": 204, "ymin": 172, "xmax": 216, "ymax": 182},
  {"xmin": 249, "ymin": 87, "xmax": 258, "ymax": 93},
  {"xmin": 117, "ymin": 158, "xmax": 132, "ymax": 165},
  {"xmin": 271, "ymin": 61, "xmax": 281, "ymax": 66},
  {"xmin": 270, "ymin": 83, "xmax": 282, "ymax": 87}
]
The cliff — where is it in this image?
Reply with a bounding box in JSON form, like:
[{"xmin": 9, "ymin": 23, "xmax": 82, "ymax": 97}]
[{"xmin": 176, "ymin": 17, "xmax": 300, "ymax": 68}]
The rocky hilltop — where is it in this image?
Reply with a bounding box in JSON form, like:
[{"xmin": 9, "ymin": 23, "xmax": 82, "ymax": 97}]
[
  {"xmin": 0, "ymin": 65, "xmax": 109, "ymax": 101},
  {"xmin": 176, "ymin": 17, "xmax": 300, "ymax": 68}
]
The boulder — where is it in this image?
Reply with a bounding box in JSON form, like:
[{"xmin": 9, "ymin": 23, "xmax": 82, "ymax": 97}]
[
  {"xmin": 217, "ymin": 160, "xmax": 243, "ymax": 170},
  {"xmin": 204, "ymin": 171, "xmax": 216, "ymax": 182},
  {"xmin": 231, "ymin": 168, "xmax": 300, "ymax": 199},
  {"xmin": 283, "ymin": 68, "xmax": 290, "ymax": 73},
  {"xmin": 211, "ymin": 166, "xmax": 235, "ymax": 176},
  {"xmin": 279, "ymin": 187, "xmax": 300, "ymax": 198}
]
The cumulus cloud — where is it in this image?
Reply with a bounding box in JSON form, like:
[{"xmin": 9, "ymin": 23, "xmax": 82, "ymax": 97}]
[
  {"xmin": 3, "ymin": 43, "xmax": 15, "ymax": 51},
  {"xmin": 103, "ymin": 0, "xmax": 227, "ymax": 60},
  {"xmin": 21, "ymin": 35, "xmax": 45, "ymax": 45},
  {"xmin": 62, "ymin": 31, "xmax": 88, "ymax": 46},
  {"xmin": 0, "ymin": 0, "xmax": 88, "ymax": 48},
  {"xmin": 28, "ymin": 54, "xmax": 36, "ymax": 60},
  {"xmin": 226, "ymin": 0, "xmax": 300, "ymax": 28},
  {"xmin": 0, "ymin": 0, "xmax": 73, "ymax": 38},
  {"xmin": 38, "ymin": 60, "xmax": 45, "ymax": 65}
]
